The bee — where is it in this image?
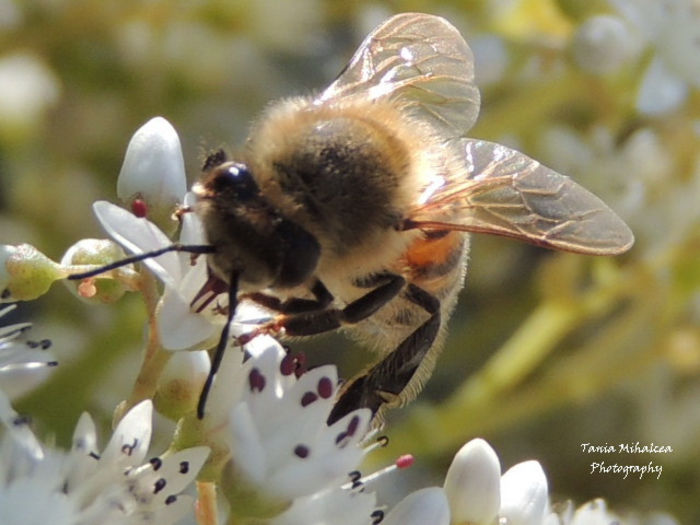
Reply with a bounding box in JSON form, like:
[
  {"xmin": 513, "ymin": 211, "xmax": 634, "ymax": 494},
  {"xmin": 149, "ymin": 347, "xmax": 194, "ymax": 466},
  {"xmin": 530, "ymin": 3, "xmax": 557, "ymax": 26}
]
[{"xmin": 71, "ymin": 13, "xmax": 633, "ymax": 422}]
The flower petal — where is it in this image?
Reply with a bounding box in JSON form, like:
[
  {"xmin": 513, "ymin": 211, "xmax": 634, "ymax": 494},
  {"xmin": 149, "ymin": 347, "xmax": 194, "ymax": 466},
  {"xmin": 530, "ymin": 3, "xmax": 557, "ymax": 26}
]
[
  {"xmin": 100, "ymin": 400, "xmax": 153, "ymax": 467},
  {"xmin": 92, "ymin": 200, "xmax": 180, "ymax": 286},
  {"xmin": 500, "ymin": 460, "xmax": 549, "ymax": 525},
  {"xmin": 637, "ymin": 55, "xmax": 688, "ymax": 116},
  {"xmin": 443, "ymin": 438, "xmax": 501, "ymax": 524},
  {"xmin": 382, "ymin": 487, "xmax": 450, "ymax": 525}
]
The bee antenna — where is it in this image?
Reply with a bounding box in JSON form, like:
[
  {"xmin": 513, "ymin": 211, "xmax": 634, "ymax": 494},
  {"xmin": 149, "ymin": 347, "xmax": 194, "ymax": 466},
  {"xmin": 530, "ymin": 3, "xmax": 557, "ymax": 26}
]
[{"xmin": 67, "ymin": 244, "xmax": 216, "ymax": 280}]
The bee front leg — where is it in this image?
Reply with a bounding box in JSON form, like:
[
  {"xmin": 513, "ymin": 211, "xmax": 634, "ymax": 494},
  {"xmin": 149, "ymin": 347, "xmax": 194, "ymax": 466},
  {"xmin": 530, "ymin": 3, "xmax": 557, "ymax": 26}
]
[
  {"xmin": 242, "ymin": 279, "xmax": 333, "ymax": 314},
  {"xmin": 239, "ymin": 273, "xmax": 405, "ymax": 343},
  {"xmin": 328, "ymin": 283, "xmax": 440, "ymax": 424}
]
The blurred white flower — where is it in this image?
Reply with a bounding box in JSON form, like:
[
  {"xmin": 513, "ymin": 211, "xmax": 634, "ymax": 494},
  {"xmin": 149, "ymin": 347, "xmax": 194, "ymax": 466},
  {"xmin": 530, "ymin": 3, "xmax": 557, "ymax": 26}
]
[
  {"xmin": 270, "ymin": 486, "xmax": 378, "ymax": 525},
  {"xmin": 555, "ymin": 498, "xmax": 679, "ymax": 525},
  {"xmin": 611, "ymin": 0, "xmax": 700, "ymax": 115},
  {"xmin": 0, "ymin": 400, "xmax": 209, "ymax": 525},
  {"xmin": 0, "ymin": 304, "xmax": 56, "ymax": 401},
  {"xmin": 382, "ymin": 487, "xmax": 450, "ymax": 525},
  {"xmin": 0, "ymin": 52, "xmax": 60, "ymax": 132},
  {"xmin": 471, "ymin": 33, "xmax": 511, "ymax": 86},
  {"xmin": 572, "ymin": 15, "xmax": 642, "ymax": 74}
]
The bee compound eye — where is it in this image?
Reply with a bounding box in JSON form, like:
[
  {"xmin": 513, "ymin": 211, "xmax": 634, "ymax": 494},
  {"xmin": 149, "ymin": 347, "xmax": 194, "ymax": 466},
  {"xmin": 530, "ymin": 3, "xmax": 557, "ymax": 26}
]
[{"xmin": 216, "ymin": 163, "xmax": 259, "ymax": 201}]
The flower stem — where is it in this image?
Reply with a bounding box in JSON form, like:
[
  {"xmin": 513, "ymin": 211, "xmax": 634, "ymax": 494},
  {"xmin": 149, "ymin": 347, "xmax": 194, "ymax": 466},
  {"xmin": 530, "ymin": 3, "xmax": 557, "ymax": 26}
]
[
  {"xmin": 116, "ymin": 269, "xmax": 172, "ymax": 422},
  {"xmin": 196, "ymin": 481, "xmax": 219, "ymax": 525}
]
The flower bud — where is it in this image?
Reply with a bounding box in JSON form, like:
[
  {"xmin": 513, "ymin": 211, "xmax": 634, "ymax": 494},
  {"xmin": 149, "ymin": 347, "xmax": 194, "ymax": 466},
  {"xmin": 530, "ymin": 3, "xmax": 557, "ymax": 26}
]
[
  {"xmin": 154, "ymin": 350, "xmax": 210, "ymax": 420},
  {"xmin": 117, "ymin": 116, "xmax": 187, "ymax": 232},
  {"xmin": 1, "ymin": 244, "xmax": 64, "ymax": 302},
  {"xmin": 443, "ymin": 438, "xmax": 501, "ymax": 524},
  {"xmin": 500, "ymin": 460, "xmax": 549, "ymax": 525},
  {"xmin": 61, "ymin": 239, "xmax": 130, "ymax": 303},
  {"xmin": 572, "ymin": 15, "xmax": 641, "ymax": 75}
]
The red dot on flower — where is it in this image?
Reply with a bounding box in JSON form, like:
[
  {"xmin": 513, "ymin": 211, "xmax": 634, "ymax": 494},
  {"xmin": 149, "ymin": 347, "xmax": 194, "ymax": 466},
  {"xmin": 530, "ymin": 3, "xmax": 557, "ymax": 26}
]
[
  {"xmin": 248, "ymin": 368, "xmax": 266, "ymax": 392},
  {"xmin": 300, "ymin": 391, "xmax": 317, "ymax": 407},
  {"xmin": 131, "ymin": 198, "xmax": 148, "ymax": 218},
  {"xmin": 346, "ymin": 415, "xmax": 360, "ymax": 436},
  {"xmin": 280, "ymin": 353, "xmax": 296, "ymax": 376},
  {"xmin": 317, "ymin": 376, "xmax": 334, "ymax": 399}
]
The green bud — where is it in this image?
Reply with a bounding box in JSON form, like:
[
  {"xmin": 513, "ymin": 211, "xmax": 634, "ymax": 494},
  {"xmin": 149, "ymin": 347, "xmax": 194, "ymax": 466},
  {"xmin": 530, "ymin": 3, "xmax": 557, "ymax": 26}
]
[
  {"xmin": 1, "ymin": 244, "xmax": 64, "ymax": 302},
  {"xmin": 154, "ymin": 350, "xmax": 209, "ymax": 420},
  {"xmin": 61, "ymin": 239, "xmax": 130, "ymax": 303}
]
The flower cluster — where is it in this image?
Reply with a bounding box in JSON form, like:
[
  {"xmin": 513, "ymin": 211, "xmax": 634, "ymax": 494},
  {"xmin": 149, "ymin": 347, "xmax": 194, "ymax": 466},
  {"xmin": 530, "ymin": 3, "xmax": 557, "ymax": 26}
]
[
  {"xmin": 1, "ymin": 113, "xmax": 682, "ymax": 524},
  {"xmin": 0, "ymin": 400, "xmax": 208, "ymax": 525}
]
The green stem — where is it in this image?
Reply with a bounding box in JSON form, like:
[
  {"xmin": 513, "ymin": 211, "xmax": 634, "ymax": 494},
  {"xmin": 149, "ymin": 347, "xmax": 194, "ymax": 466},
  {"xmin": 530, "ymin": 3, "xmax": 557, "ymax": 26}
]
[{"xmin": 119, "ymin": 270, "xmax": 172, "ymax": 421}]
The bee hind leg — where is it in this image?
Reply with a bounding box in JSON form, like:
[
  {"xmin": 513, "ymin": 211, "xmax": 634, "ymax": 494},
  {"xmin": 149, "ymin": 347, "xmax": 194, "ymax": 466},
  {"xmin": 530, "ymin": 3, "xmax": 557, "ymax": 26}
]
[{"xmin": 328, "ymin": 283, "xmax": 440, "ymax": 424}]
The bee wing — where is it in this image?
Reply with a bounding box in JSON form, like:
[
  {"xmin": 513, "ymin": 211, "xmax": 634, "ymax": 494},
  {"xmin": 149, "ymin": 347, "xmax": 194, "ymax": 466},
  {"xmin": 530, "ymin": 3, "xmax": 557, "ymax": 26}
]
[
  {"xmin": 317, "ymin": 13, "xmax": 480, "ymax": 140},
  {"xmin": 409, "ymin": 139, "xmax": 634, "ymax": 255}
]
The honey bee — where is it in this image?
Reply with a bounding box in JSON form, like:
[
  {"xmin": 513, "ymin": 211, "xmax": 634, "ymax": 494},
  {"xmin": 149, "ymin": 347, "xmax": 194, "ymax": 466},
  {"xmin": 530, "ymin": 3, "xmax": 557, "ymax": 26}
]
[{"xmin": 72, "ymin": 13, "xmax": 634, "ymax": 422}]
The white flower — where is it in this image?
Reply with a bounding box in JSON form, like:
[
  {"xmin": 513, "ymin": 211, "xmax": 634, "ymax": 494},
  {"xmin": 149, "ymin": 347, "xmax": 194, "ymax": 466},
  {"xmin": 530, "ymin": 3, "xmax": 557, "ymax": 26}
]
[
  {"xmin": 443, "ymin": 438, "xmax": 501, "ymax": 524},
  {"xmin": 611, "ymin": 0, "xmax": 700, "ymax": 115},
  {"xmin": 471, "ymin": 33, "xmax": 510, "ymax": 86},
  {"xmin": 386, "ymin": 437, "xmax": 677, "ymax": 525},
  {"xmin": 222, "ymin": 338, "xmax": 372, "ymax": 506},
  {"xmin": 91, "ymin": 198, "xmax": 222, "ymax": 350},
  {"xmin": 0, "ymin": 400, "xmax": 209, "ymax": 525},
  {"xmin": 572, "ymin": 15, "xmax": 642, "ymax": 74},
  {"xmin": 554, "ymin": 498, "xmax": 680, "ymax": 525},
  {"xmin": 270, "ymin": 486, "xmax": 378, "ymax": 525},
  {"xmin": 499, "ymin": 460, "xmax": 549, "ymax": 525},
  {"xmin": 387, "ymin": 438, "xmax": 548, "ymax": 525},
  {"xmin": 381, "ymin": 487, "xmax": 450, "ymax": 525},
  {"xmin": 0, "ymin": 304, "xmax": 56, "ymax": 401},
  {"xmin": 116, "ymin": 116, "xmax": 187, "ymax": 228},
  {"xmin": 0, "ymin": 52, "xmax": 59, "ymax": 131}
]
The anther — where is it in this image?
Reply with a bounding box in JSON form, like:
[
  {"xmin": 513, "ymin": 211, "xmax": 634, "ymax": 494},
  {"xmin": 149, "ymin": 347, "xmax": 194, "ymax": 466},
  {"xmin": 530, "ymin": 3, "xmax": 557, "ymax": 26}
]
[
  {"xmin": 294, "ymin": 444, "xmax": 310, "ymax": 458},
  {"xmin": 317, "ymin": 376, "xmax": 333, "ymax": 398},
  {"xmin": 153, "ymin": 478, "xmax": 167, "ymax": 494},
  {"xmin": 248, "ymin": 368, "xmax": 266, "ymax": 392}
]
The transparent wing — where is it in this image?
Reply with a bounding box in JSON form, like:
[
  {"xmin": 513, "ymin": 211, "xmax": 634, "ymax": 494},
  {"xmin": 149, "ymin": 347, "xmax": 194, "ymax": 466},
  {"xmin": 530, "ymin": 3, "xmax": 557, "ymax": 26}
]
[
  {"xmin": 408, "ymin": 139, "xmax": 635, "ymax": 255},
  {"xmin": 317, "ymin": 13, "xmax": 481, "ymax": 139}
]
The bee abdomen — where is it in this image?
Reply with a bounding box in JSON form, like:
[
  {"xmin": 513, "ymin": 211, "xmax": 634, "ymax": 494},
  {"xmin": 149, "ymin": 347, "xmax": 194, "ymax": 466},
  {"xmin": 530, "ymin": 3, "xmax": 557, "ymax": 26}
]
[{"xmin": 402, "ymin": 231, "xmax": 467, "ymax": 289}]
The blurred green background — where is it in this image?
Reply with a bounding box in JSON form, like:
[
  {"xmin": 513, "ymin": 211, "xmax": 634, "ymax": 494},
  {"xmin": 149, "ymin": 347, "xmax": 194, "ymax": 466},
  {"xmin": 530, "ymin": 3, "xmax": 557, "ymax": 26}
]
[{"xmin": 1, "ymin": 0, "xmax": 698, "ymax": 522}]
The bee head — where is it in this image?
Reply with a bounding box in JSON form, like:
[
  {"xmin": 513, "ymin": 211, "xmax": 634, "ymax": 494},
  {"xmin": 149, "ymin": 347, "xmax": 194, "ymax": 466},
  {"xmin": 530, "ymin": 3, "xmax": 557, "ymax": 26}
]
[{"xmin": 194, "ymin": 153, "xmax": 320, "ymax": 290}]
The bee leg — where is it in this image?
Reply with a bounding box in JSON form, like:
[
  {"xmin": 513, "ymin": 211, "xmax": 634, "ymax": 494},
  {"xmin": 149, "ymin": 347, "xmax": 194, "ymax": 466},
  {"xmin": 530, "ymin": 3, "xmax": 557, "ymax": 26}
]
[
  {"xmin": 197, "ymin": 270, "xmax": 240, "ymax": 419},
  {"xmin": 267, "ymin": 273, "xmax": 405, "ymax": 337},
  {"xmin": 243, "ymin": 279, "xmax": 333, "ymax": 314},
  {"xmin": 328, "ymin": 283, "xmax": 440, "ymax": 424},
  {"xmin": 239, "ymin": 273, "xmax": 405, "ymax": 345},
  {"xmin": 190, "ymin": 270, "xmax": 229, "ymax": 313}
]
